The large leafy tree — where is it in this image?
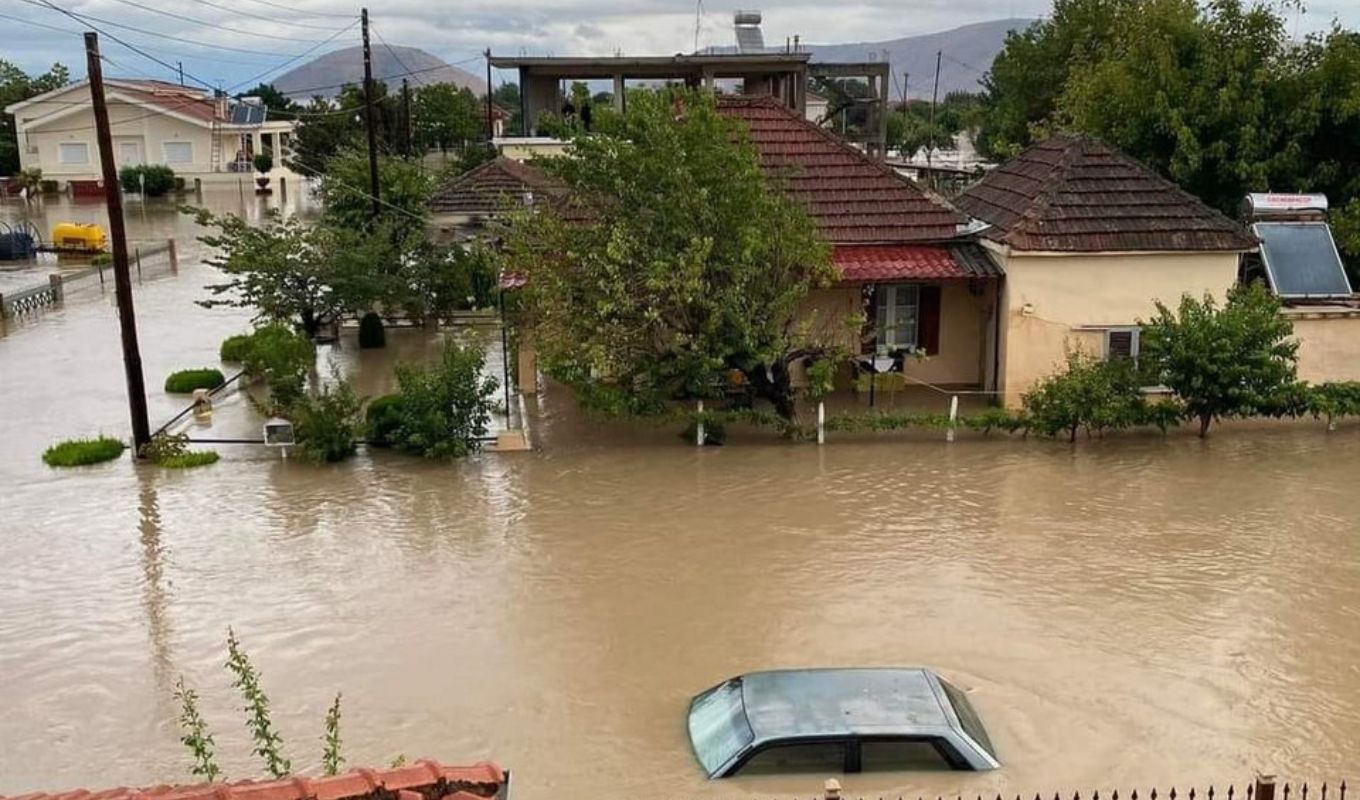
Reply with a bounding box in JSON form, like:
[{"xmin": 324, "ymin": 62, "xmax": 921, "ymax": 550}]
[
  {"xmin": 412, "ymin": 83, "xmax": 483, "ymax": 154},
  {"xmin": 1140, "ymin": 282, "xmax": 1300, "ymax": 437},
  {"xmin": 498, "ymin": 88, "xmax": 841, "ymax": 423},
  {"xmin": 315, "ymin": 147, "xmax": 433, "ymax": 239},
  {"xmin": 2, "ymin": 60, "xmax": 70, "ymax": 175}
]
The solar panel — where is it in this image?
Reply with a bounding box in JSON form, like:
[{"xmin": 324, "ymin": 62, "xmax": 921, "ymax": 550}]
[
  {"xmin": 735, "ymin": 26, "xmax": 765, "ymax": 53},
  {"xmin": 1254, "ymin": 222, "xmax": 1354, "ymax": 298}
]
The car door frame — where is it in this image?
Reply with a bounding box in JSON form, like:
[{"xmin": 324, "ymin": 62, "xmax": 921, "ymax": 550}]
[{"xmin": 722, "ymin": 735, "xmax": 854, "ymax": 777}]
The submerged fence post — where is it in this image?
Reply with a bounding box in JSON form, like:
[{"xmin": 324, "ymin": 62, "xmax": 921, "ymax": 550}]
[
  {"xmin": 49, "ymin": 273, "xmax": 63, "ymax": 304},
  {"xmin": 696, "ymin": 400, "xmax": 704, "ymax": 447},
  {"xmin": 134, "ymin": 247, "xmax": 142, "ymax": 277},
  {"xmin": 946, "ymin": 394, "xmax": 959, "ymax": 442},
  {"xmin": 167, "ymin": 237, "xmax": 178, "ymax": 274},
  {"xmin": 817, "ymin": 400, "xmax": 825, "ymax": 445}
]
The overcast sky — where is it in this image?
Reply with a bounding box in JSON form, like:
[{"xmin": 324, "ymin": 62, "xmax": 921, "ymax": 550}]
[{"xmin": 6, "ymin": 0, "xmax": 1359, "ymax": 91}]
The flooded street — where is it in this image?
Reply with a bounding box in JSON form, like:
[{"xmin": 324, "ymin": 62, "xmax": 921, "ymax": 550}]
[{"xmin": 1, "ymin": 194, "xmax": 1358, "ymax": 798}]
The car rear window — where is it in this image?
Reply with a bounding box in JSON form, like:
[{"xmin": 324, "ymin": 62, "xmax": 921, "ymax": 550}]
[
  {"xmin": 688, "ymin": 679, "xmax": 754, "ymax": 776},
  {"xmin": 939, "ymin": 679, "xmax": 996, "ymax": 759}
]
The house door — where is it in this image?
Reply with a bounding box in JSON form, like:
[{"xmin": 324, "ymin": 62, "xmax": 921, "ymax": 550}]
[{"xmin": 118, "ymin": 139, "xmax": 143, "ymax": 166}]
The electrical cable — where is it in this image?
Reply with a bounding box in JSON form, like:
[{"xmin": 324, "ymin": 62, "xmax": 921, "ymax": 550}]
[
  {"xmin": 183, "ymin": 0, "xmax": 357, "ymax": 31},
  {"xmin": 97, "ymin": 0, "xmax": 344, "ymax": 44}
]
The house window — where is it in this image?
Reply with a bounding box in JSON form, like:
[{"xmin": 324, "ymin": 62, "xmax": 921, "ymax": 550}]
[
  {"xmin": 58, "ymin": 142, "xmax": 89, "ymax": 165},
  {"xmin": 875, "ymin": 284, "xmax": 919, "ymax": 352},
  {"xmin": 1104, "ymin": 327, "xmax": 1141, "ymax": 362},
  {"xmin": 163, "ymin": 142, "xmax": 194, "ymax": 164}
]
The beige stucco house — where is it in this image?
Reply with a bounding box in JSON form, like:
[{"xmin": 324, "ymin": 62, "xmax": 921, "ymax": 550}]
[
  {"xmin": 5, "ymin": 80, "xmax": 296, "ymax": 186},
  {"xmin": 955, "ymin": 136, "xmax": 1259, "ymax": 407}
]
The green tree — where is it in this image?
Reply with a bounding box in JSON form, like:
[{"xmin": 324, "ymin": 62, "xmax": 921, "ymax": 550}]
[
  {"xmin": 289, "ymin": 93, "xmax": 364, "ymax": 175},
  {"xmin": 412, "ymin": 83, "xmax": 483, "ymax": 154},
  {"xmin": 235, "ymin": 83, "xmax": 296, "ymax": 114},
  {"xmin": 315, "ymin": 147, "xmax": 432, "ymax": 238},
  {"xmin": 389, "ymin": 339, "xmax": 499, "ymax": 458},
  {"xmin": 1022, "ymin": 351, "xmax": 1148, "ymax": 442},
  {"xmin": 2, "ymin": 60, "xmax": 69, "ymax": 175},
  {"xmin": 1140, "ymin": 282, "xmax": 1300, "ymax": 436},
  {"xmin": 491, "ymin": 82, "xmax": 522, "ymax": 135},
  {"xmin": 498, "ymin": 88, "xmax": 841, "ymax": 423}
]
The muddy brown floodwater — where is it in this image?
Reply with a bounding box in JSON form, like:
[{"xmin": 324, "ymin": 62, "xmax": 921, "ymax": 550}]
[{"xmin": 1, "ymin": 194, "xmax": 1358, "ymax": 799}]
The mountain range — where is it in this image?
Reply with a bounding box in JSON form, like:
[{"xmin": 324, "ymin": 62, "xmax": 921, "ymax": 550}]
[
  {"xmin": 803, "ymin": 18, "xmax": 1034, "ymax": 99},
  {"xmin": 272, "ymin": 45, "xmax": 485, "ymax": 99}
]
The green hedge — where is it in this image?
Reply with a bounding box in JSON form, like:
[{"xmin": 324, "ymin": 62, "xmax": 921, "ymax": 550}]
[
  {"xmin": 364, "ymin": 394, "xmax": 404, "ymax": 447},
  {"xmin": 220, "ymin": 334, "xmax": 253, "ymax": 362},
  {"xmin": 119, "ymin": 164, "xmax": 176, "ymax": 196},
  {"xmin": 164, "ymin": 368, "xmax": 226, "ymax": 394},
  {"xmin": 43, "ymin": 436, "xmax": 125, "ymax": 466},
  {"xmin": 158, "ymin": 451, "xmax": 220, "ymax": 468}
]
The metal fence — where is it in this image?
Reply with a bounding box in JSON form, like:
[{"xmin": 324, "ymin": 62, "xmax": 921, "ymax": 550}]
[
  {"xmin": 0, "ymin": 238, "xmax": 178, "ymax": 319},
  {"xmin": 813, "ymin": 778, "xmax": 1345, "ymax": 800}
]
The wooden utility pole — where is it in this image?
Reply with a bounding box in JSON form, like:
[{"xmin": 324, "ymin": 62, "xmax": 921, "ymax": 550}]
[
  {"xmin": 401, "ymin": 78, "xmax": 412, "ymax": 157},
  {"xmin": 86, "ymin": 33, "xmax": 151, "ymax": 453},
  {"xmin": 360, "ymin": 8, "xmax": 381, "ymax": 218},
  {"xmin": 484, "ymin": 49, "xmax": 494, "ymax": 142},
  {"xmin": 928, "ymin": 50, "xmax": 942, "ymax": 171}
]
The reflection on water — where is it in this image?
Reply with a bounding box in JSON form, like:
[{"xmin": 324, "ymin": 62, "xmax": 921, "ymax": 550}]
[{"xmin": 1, "ymin": 193, "xmax": 1359, "ymax": 799}]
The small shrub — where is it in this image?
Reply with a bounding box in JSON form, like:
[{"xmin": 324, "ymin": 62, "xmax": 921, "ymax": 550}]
[
  {"xmin": 142, "ymin": 433, "xmax": 219, "ymax": 468},
  {"xmin": 358, "ymin": 312, "xmax": 386, "ymax": 349},
  {"xmin": 1308, "ymin": 381, "xmax": 1360, "ymax": 427},
  {"xmin": 40, "ymin": 179, "xmax": 58, "ymax": 194},
  {"xmin": 253, "ymin": 152, "xmax": 273, "ymax": 173},
  {"xmin": 804, "ymin": 358, "xmax": 837, "ymax": 402},
  {"xmin": 960, "ymin": 407, "xmax": 1029, "ymax": 435},
  {"xmin": 174, "ymin": 676, "xmax": 221, "ymax": 782},
  {"xmin": 219, "ymin": 333, "xmax": 253, "ymax": 362},
  {"xmin": 91, "ymin": 253, "xmax": 113, "ymax": 267},
  {"xmin": 119, "ymin": 164, "xmax": 177, "ymax": 196},
  {"xmin": 226, "ymin": 628, "xmax": 291, "ymax": 779},
  {"xmin": 389, "ymin": 339, "xmax": 498, "ymax": 458},
  {"xmin": 1023, "ymin": 352, "xmax": 1146, "ymax": 442},
  {"xmin": 165, "ymin": 368, "xmax": 226, "ymax": 394},
  {"xmin": 364, "ymin": 394, "xmax": 404, "ymax": 447},
  {"xmin": 43, "ymin": 436, "xmax": 125, "ymax": 466},
  {"xmin": 14, "ymin": 167, "xmax": 43, "ymax": 194},
  {"xmin": 241, "ymin": 324, "xmax": 316, "ymax": 410},
  {"xmin": 289, "ymin": 374, "xmax": 361, "ymax": 463}
]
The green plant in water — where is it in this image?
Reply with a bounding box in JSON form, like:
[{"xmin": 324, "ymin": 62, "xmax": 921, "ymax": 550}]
[
  {"xmin": 364, "ymin": 394, "xmax": 404, "ymax": 447},
  {"xmin": 174, "ymin": 676, "xmax": 221, "ymax": 782},
  {"xmin": 165, "ymin": 368, "xmax": 226, "ymax": 394},
  {"xmin": 143, "ymin": 433, "xmax": 219, "ymax": 468},
  {"xmin": 289, "ymin": 371, "xmax": 362, "ymax": 463},
  {"xmin": 322, "ymin": 693, "xmax": 343, "ymax": 777},
  {"xmin": 240, "ymin": 324, "xmax": 316, "ymax": 412},
  {"xmin": 91, "ymin": 253, "xmax": 113, "ymax": 267},
  {"xmin": 225, "ymin": 627, "xmax": 291, "ymax": 778},
  {"xmin": 42, "ymin": 436, "xmax": 125, "ymax": 466},
  {"xmin": 389, "ymin": 338, "xmax": 498, "ymax": 459},
  {"xmin": 220, "ymin": 333, "xmax": 253, "ymax": 362}
]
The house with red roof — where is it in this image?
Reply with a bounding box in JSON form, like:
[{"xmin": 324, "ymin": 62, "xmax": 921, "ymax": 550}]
[{"xmin": 5, "ymin": 80, "xmax": 297, "ymax": 187}]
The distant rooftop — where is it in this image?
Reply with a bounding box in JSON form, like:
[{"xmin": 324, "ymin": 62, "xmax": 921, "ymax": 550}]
[{"xmin": 489, "ymin": 52, "xmax": 810, "ymax": 78}]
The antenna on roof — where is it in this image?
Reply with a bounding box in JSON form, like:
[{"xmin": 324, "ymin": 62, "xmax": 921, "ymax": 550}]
[{"xmin": 694, "ymin": 0, "xmax": 703, "ymax": 53}]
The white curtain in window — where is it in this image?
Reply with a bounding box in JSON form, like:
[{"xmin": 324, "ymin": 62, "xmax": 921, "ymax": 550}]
[
  {"xmin": 875, "ymin": 284, "xmax": 919, "ymax": 350},
  {"xmin": 163, "ymin": 141, "xmax": 194, "ymax": 164},
  {"xmin": 58, "ymin": 142, "xmax": 89, "ymax": 165}
]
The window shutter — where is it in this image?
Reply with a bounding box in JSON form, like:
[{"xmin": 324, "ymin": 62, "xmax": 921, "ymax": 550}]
[
  {"xmin": 918, "ymin": 285, "xmax": 942, "ymax": 355},
  {"xmin": 1107, "ymin": 330, "xmax": 1135, "ymax": 359}
]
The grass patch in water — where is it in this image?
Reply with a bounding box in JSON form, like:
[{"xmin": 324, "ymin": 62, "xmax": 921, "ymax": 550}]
[
  {"xmin": 157, "ymin": 451, "xmax": 220, "ymax": 469},
  {"xmin": 165, "ymin": 368, "xmax": 225, "ymax": 394},
  {"xmin": 42, "ymin": 436, "xmax": 125, "ymax": 467}
]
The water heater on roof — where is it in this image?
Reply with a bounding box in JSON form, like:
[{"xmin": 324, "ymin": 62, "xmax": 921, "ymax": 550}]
[{"xmin": 734, "ymin": 10, "xmax": 765, "ymax": 53}]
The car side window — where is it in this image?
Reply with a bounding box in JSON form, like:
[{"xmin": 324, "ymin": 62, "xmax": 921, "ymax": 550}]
[
  {"xmin": 738, "ymin": 741, "xmax": 846, "ymax": 775},
  {"xmin": 859, "ymin": 738, "xmax": 955, "ymax": 772}
]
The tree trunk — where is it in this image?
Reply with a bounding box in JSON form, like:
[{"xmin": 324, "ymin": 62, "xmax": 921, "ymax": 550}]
[
  {"xmin": 1198, "ymin": 413, "xmax": 1212, "ymax": 438},
  {"xmin": 300, "ymin": 309, "xmax": 320, "ymax": 339},
  {"xmin": 743, "ymin": 359, "xmax": 800, "ymax": 427}
]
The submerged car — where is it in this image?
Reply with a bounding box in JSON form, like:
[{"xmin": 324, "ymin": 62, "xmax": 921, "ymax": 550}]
[{"xmin": 687, "ymin": 668, "xmax": 999, "ymax": 778}]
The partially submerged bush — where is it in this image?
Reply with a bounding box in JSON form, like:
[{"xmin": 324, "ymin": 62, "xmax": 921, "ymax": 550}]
[
  {"xmin": 43, "ymin": 436, "xmax": 125, "ymax": 466},
  {"xmin": 165, "ymin": 368, "xmax": 226, "ymax": 394},
  {"xmin": 364, "ymin": 394, "xmax": 404, "ymax": 447},
  {"xmin": 220, "ymin": 334, "xmax": 253, "ymax": 362},
  {"xmin": 290, "ymin": 375, "xmax": 362, "ymax": 463},
  {"xmin": 120, "ymin": 164, "xmax": 177, "ymax": 196},
  {"xmin": 388, "ymin": 339, "xmax": 498, "ymax": 458},
  {"xmin": 1023, "ymin": 352, "xmax": 1149, "ymax": 442},
  {"xmin": 1308, "ymin": 381, "xmax": 1360, "ymax": 427},
  {"xmin": 143, "ymin": 433, "xmax": 219, "ymax": 468},
  {"xmin": 238, "ymin": 325, "xmax": 316, "ymax": 410},
  {"xmin": 358, "ymin": 312, "xmax": 386, "ymax": 349}
]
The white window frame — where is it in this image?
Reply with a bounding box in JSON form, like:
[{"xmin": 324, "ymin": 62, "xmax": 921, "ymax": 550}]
[
  {"xmin": 162, "ymin": 141, "xmax": 194, "ymax": 165},
  {"xmin": 875, "ymin": 283, "xmax": 920, "ymax": 354},
  {"xmin": 57, "ymin": 142, "xmax": 90, "ymax": 165}
]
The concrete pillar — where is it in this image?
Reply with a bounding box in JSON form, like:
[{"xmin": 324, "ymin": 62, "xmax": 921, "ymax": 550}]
[
  {"xmin": 517, "ymin": 340, "xmax": 538, "ymax": 396},
  {"xmin": 613, "ymin": 74, "xmax": 625, "ymax": 112},
  {"xmin": 49, "ymin": 273, "xmax": 64, "ymax": 303}
]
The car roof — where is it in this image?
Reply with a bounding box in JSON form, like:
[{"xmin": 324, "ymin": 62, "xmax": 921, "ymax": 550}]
[{"xmin": 738, "ymin": 668, "xmax": 952, "ymax": 741}]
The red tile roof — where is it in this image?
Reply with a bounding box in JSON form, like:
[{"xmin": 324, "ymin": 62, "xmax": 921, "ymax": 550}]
[
  {"xmin": 955, "ymin": 135, "xmax": 1257, "ymax": 253},
  {"xmin": 107, "ymin": 80, "xmax": 221, "ymax": 125},
  {"xmin": 834, "ymin": 243, "xmax": 1002, "ymax": 282},
  {"xmin": 0, "ymin": 760, "xmax": 505, "ymax": 800},
  {"xmin": 429, "ymin": 156, "xmax": 557, "ymax": 215},
  {"xmin": 716, "ymin": 96, "xmax": 964, "ymax": 245}
]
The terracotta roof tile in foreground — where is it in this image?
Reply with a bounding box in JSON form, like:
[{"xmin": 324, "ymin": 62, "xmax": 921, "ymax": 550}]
[
  {"xmin": 1, "ymin": 760, "xmax": 506, "ymax": 800},
  {"xmin": 955, "ymin": 135, "xmax": 1257, "ymax": 253},
  {"xmin": 834, "ymin": 242, "xmax": 1003, "ymax": 282},
  {"xmin": 716, "ymin": 96, "xmax": 964, "ymax": 245}
]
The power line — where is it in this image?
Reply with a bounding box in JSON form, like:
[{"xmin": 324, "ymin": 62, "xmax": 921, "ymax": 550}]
[
  {"xmin": 19, "ymin": 0, "xmax": 303, "ymax": 58},
  {"xmin": 182, "ymin": 0, "xmax": 357, "ymax": 31},
  {"xmin": 289, "ymin": 158, "xmax": 429, "ymax": 224},
  {"xmin": 0, "ymin": 10, "xmax": 72, "ymax": 35},
  {"xmin": 370, "ymin": 23, "xmax": 425, "ymax": 87},
  {"xmin": 2, "ymin": 12, "xmax": 286, "ymax": 67},
  {"xmin": 226, "ymin": 18, "xmax": 360, "ymax": 93},
  {"xmin": 236, "ymin": 0, "xmax": 357, "ymax": 19},
  {"xmin": 21, "ymin": 0, "xmax": 220, "ymax": 90},
  {"xmin": 99, "ymin": 0, "xmax": 346, "ymax": 44}
]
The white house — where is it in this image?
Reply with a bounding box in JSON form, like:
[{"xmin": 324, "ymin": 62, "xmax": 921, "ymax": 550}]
[{"xmin": 5, "ymin": 79, "xmax": 297, "ymax": 186}]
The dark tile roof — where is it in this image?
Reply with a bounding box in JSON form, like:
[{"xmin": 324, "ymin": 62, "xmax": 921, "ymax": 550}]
[
  {"xmin": 955, "ymin": 135, "xmax": 1257, "ymax": 253},
  {"xmin": 833, "ymin": 242, "xmax": 1002, "ymax": 282},
  {"xmin": 716, "ymin": 96, "xmax": 965, "ymax": 245},
  {"xmin": 0, "ymin": 760, "xmax": 505, "ymax": 800},
  {"xmin": 429, "ymin": 156, "xmax": 562, "ymax": 216}
]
